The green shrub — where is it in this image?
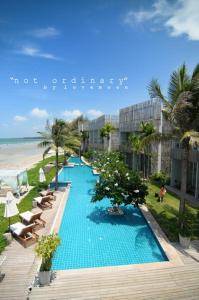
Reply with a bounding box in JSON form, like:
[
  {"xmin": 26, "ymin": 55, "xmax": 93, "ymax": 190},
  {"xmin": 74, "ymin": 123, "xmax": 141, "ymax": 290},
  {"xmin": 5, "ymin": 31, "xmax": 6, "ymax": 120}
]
[
  {"xmin": 150, "ymin": 171, "xmax": 170, "ymax": 185},
  {"xmin": 83, "ymin": 149, "xmax": 95, "ymax": 160}
]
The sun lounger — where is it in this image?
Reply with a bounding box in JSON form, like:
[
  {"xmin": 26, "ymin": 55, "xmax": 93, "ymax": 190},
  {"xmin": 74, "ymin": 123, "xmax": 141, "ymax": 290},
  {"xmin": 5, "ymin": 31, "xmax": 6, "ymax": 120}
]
[
  {"xmin": 40, "ymin": 190, "xmax": 56, "ymax": 200},
  {"xmin": 19, "ymin": 210, "xmax": 46, "ymax": 230},
  {"xmin": 34, "ymin": 196, "xmax": 53, "ymax": 210},
  {"xmin": 10, "ymin": 222, "xmax": 38, "ymax": 248}
]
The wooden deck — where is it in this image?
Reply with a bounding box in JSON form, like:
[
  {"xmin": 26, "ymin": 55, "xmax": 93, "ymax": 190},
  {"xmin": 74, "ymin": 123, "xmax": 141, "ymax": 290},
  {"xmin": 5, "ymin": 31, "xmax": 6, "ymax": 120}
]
[
  {"xmin": 0, "ymin": 189, "xmax": 69, "ymax": 300},
  {"xmin": 30, "ymin": 241, "xmax": 199, "ymax": 300}
]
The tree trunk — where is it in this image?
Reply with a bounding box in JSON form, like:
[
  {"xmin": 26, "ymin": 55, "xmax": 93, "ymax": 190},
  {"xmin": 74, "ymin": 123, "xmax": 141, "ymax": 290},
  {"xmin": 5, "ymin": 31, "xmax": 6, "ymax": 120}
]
[
  {"xmin": 108, "ymin": 133, "xmax": 112, "ymax": 153},
  {"xmin": 55, "ymin": 149, "xmax": 59, "ymax": 191},
  {"xmin": 143, "ymin": 153, "xmax": 146, "ymax": 178},
  {"xmin": 179, "ymin": 147, "xmax": 189, "ymax": 215}
]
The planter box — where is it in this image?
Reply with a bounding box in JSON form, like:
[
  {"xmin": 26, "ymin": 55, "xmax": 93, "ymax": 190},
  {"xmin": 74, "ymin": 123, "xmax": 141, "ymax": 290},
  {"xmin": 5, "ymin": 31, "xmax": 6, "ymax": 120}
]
[
  {"xmin": 179, "ymin": 234, "xmax": 191, "ymax": 249},
  {"xmin": 39, "ymin": 271, "xmax": 51, "ymax": 286}
]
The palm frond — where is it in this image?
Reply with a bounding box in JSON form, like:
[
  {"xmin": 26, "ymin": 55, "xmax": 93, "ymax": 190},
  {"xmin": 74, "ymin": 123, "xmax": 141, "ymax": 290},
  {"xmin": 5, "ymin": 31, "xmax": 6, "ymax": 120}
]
[
  {"xmin": 38, "ymin": 140, "xmax": 53, "ymax": 148},
  {"xmin": 192, "ymin": 63, "xmax": 199, "ymax": 81},
  {"xmin": 148, "ymin": 79, "xmax": 171, "ymax": 108},
  {"xmin": 168, "ymin": 64, "xmax": 191, "ymax": 105}
]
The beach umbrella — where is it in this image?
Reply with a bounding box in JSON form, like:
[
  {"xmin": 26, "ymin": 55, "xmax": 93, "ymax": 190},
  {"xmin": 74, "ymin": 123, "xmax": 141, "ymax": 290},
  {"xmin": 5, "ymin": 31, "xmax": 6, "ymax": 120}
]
[
  {"xmin": 4, "ymin": 191, "xmax": 19, "ymax": 229},
  {"xmin": 39, "ymin": 168, "xmax": 46, "ymax": 183}
]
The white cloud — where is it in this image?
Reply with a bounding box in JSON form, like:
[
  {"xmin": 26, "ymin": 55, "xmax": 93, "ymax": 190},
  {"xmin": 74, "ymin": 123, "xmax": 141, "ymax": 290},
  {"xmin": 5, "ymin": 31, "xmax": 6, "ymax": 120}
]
[
  {"xmin": 14, "ymin": 115, "xmax": 27, "ymax": 122},
  {"xmin": 18, "ymin": 46, "xmax": 59, "ymax": 60},
  {"xmin": 62, "ymin": 109, "xmax": 82, "ymax": 121},
  {"xmin": 165, "ymin": 0, "xmax": 199, "ymax": 40},
  {"xmin": 31, "ymin": 108, "xmax": 49, "ymax": 118},
  {"xmin": 29, "ymin": 27, "xmax": 60, "ymax": 38},
  {"xmin": 86, "ymin": 109, "xmax": 103, "ymax": 119},
  {"xmin": 123, "ymin": 0, "xmax": 199, "ymax": 41},
  {"xmin": 62, "ymin": 109, "xmax": 104, "ymax": 121}
]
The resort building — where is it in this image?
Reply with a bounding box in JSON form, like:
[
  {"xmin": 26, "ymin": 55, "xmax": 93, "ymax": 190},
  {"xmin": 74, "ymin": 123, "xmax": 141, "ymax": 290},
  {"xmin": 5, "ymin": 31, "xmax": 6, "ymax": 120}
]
[
  {"xmin": 119, "ymin": 99, "xmax": 171, "ymax": 176},
  {"xmin": 170, "ymin": 141, "xmax": 199, "ymax": 203},
  {"xmin": 85, "ymin": 114, "xmax": 120, "ymax": 151}
]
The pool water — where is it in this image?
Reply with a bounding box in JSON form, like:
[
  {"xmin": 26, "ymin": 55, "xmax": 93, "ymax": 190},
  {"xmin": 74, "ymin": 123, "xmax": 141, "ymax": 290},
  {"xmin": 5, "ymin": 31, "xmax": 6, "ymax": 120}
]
[{"xmin": 52, "ymin": 157, "xmax": 168, "ymax": 270}]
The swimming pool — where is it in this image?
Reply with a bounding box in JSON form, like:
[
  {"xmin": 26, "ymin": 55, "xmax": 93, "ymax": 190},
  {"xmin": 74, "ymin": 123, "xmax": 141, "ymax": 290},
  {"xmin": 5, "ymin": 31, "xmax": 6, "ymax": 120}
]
[{"xmin": 52, "ymin": 157, "xmax": 168, "ymax": 270}]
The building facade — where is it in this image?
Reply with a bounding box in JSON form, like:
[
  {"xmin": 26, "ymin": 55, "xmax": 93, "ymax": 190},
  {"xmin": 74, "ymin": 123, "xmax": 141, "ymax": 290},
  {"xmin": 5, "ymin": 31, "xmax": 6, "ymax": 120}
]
[
  {"xmin": 119, "ymin": 99, "xmax": 171, "ymax": 175},
  {"xmin": 78, "ymin": 99, "xmax": 199, "ymax": 203},
  {"xmin": 170, "ymin": 141, "xmax": 199, "ymax": 202},
  {"xmin": 88, "ymin": 115, "xmax": 119, "ymax": 151}
]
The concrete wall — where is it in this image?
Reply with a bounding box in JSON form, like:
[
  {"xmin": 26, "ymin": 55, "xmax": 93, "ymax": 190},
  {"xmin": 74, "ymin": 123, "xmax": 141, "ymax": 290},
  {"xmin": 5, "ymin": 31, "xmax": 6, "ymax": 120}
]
[
  {"xmin": 88, "ymin": 115, "xmax": 119, "ymax": 151},
  {"xmin": 119, "ymin": 99, "xmax": 171, "ymax": 175}
]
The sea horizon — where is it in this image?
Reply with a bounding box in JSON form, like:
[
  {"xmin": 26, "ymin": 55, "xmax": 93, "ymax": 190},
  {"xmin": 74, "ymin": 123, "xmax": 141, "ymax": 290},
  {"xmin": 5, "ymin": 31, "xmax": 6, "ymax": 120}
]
[{"xmin": 0, "ymin": 137, "xmax": 42, "ymax": 145}]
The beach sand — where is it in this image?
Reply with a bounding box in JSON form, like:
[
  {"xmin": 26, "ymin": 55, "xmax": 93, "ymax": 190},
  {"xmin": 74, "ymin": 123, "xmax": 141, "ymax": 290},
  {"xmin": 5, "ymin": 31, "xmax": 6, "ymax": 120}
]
[{"xmin": 0, "ymin": 142, "xmax": 44, "ymax": 169}]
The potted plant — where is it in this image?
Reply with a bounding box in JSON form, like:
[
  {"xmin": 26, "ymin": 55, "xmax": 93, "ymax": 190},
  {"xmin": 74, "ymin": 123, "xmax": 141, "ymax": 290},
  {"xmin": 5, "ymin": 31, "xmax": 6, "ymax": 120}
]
[
  {"xmin": 35, "ymin": 234, "xmax": 60, "ymax": 286},
  {"xmin": 178, "ymin": 213, "xmax": 192, "ymax": 249}
]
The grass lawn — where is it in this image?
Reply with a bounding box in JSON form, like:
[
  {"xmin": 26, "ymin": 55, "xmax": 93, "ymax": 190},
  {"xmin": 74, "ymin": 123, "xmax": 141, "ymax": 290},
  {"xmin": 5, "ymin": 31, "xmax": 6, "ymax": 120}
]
[
  {"xmin": 146, "ymin": 182, "xmax": 199, "ymax": 242},
  {"xmin": 0, "ymin": 155, "xmax": 64, "ymax": 253}
]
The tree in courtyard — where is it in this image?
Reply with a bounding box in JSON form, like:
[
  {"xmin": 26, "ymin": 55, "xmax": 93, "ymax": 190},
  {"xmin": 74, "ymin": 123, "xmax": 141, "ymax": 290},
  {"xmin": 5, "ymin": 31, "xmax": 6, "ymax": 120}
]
[
  {"xmin": 148, "ymin": 63, "xmax": 199, "ymax": 215},
  {"xmin": 128, "ymin": 133, "xmax": 143, "ymax": 171},
  {"xmin": 129, "ymin": 121, "xmax": 159, "ymax": 177},
  {"xmin": 80, "ymin": 130, "xmax": 89, "ymax": 153},
  {"xmin": 62, "ymin": 122, "xmax": 81, "ymax": 165},
  {"xmin": 91, "ymin": 152, "xmax": 148, "ymax": 209},
  {"xmin": 100, "ymin": 123, "xmax": 115, "ymax": 152}
]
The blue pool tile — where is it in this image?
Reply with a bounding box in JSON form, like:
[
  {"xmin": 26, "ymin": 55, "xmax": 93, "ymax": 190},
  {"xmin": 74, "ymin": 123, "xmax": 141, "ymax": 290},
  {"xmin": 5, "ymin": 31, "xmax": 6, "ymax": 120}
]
[{"xmin": 52, "ymin": 157, "xmax": 168, "ymax": 270}]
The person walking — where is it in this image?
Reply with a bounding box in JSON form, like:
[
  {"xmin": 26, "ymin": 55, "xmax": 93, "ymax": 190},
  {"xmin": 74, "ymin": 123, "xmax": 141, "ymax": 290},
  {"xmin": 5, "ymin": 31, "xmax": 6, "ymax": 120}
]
[{"xmin": 159, "ymin": 185, "xmax": 167, "ymax": 202}]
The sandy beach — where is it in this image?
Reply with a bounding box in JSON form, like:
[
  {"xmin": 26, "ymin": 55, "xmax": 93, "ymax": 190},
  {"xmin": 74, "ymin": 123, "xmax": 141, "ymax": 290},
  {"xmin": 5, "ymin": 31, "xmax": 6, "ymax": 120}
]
[{"xmin": 0, "ymin": 142, "xmax": 44, "ymax": 169}]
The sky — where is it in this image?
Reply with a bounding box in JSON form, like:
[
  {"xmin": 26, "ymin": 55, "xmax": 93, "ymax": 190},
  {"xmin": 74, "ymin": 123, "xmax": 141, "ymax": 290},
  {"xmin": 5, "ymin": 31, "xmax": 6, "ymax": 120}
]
[{"xmin": 0, "ymin": 0, "xmax": 199, "ymax": 137}]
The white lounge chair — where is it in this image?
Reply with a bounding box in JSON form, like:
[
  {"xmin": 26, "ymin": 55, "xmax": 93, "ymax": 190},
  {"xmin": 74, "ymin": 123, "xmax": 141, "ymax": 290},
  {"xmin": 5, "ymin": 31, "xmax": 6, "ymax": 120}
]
[
  {"xmin": 20, "ymin": 210, "xmax": 46, "ymax": 229},
  {"xmin": 34, "ymin": 196, "xmax": 53, "ymax": 210},
  {"xmin": 10, "ymin": 222, "xmax": 38, "ymax": 248}
]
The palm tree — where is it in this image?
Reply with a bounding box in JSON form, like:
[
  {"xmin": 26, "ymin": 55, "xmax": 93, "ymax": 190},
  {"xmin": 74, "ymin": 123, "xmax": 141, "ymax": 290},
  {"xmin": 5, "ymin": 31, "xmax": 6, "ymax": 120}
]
[
  {"xmin": 149, "ymin": 63, "xmax": 199, "ymax": 214},
  {"xmin": 139, "ymin": 121, "xmax": 159, "ymax": 177},
  {"xmin": 62, "ymin": 122, "xmax": 81, "ymax": 164},
  {"xmin": 100, "ymin": 127, "xmax": 107, "ymax": 149},
  {"xmin": 128, "ymin": 133, "xmax": 143, "ymax": 171},
  {"xmin": 100, "ymin": 123, "xmax": 115, "ymax": 152},
  {"xmin": 129, "ymin": 122, "xmax": 159, "ymax": 177},
  {"xmin": 38, "ymin": 119, "xmax": 66, "ymax": 190},
  {"xmin": 80, "ymin": 130, "xmax": 89, "ymax": 153}
]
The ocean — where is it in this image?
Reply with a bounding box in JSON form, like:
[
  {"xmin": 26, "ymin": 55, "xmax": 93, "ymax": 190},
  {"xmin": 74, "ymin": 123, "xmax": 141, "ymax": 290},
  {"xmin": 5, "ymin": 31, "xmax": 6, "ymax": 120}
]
[{"xmin": 0, "ymin": 138, "xmax": 41, "ymax": 145}]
